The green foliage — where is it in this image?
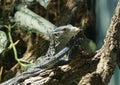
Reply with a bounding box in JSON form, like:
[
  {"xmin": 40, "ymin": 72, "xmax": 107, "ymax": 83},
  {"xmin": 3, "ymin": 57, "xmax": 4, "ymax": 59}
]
[
  {"xmin": 5, "ymin": 24, "xmax": 27, "ymax": 67},
  {"xmin": 87, "ymin": 40, "xmax": 96, "ymax": 52},
  {"xmin": 0, "ymin": 31, "xmax": 7, "ymax": 54},
  {"xmin": 81, "ymin": 38, "xmax": 96, "ymax": 53}
]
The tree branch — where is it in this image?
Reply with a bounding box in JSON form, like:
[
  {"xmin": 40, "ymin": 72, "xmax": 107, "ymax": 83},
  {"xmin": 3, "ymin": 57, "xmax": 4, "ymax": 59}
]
[{"xmin": 79, "ymin": 0, "xmax": 120, "ymax": 85}]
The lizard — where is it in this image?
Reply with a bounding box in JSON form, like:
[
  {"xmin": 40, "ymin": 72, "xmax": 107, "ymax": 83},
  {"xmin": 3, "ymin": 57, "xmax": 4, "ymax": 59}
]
[
  {"xmin": 25, "ymin": 24, "xmax": 80, "ymax": 71},
  {"xmin": 24, "ymin": 24, "xmax": 80, "ymax": 71},
  {"xmin": 45, "ymin": 24, "xmax": 80, "ymax": 57},
  {"xmin": 1, "ymin": 24, "xmax": 80, "ymax": 85}
]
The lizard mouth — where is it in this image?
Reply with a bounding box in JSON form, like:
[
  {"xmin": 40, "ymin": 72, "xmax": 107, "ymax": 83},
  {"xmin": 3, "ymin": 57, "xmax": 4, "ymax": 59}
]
[{"xmin": 72, "ymin": 27, "xmax": 80, "ymax": 32}]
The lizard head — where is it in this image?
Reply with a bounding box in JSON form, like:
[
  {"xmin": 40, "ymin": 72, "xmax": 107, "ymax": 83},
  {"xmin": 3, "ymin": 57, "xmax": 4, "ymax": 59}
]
[
  {"xmin": 53, "ymin": 24, "xmax": 80, "ymax": 38},
  {"xmin": 52, "ymin": 25, "xmax": 80, "ymax": 52}
]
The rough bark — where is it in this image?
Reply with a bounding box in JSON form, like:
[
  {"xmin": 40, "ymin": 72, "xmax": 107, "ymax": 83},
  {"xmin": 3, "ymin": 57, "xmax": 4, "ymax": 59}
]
[{"xmin": 79, "ymin": 0, "xmax": 120, "ymax": 85}]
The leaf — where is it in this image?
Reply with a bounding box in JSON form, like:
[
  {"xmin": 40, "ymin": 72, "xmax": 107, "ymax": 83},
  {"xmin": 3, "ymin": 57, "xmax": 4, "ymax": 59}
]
[
  {"xmin": 21, "ymin": 0, "xmax": 34, "ymax": 2},
  {"xmin": 14, "ymin": 7, "xmax": 56, "ymax": 36},
  {"xmin": 0, "ymin": 31, "xmax": 7, "ymax": 54},
  {"xmin": 36, "ymin": 0, "xmax": 52, "ymax": 8},
  {"xmin": 20, "ymin": 0, "xmax": 51, "ymax": 8},
  {"xmin": 81, "ymin": 38, "xmax": 96, "ymax": 53},
  {"xmin": 87, "ymin": 40, "xmax": 96, "ymax": 52}
]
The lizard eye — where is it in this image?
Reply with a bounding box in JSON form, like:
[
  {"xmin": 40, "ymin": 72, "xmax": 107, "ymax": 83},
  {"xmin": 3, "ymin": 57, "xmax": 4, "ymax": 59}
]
[
  {"xmin": 63, "ymin": 28, "xmax": 67, "ymax": 31},
  {"xmin": 54, "ymin": 33, "xmax": 58, "ymax": 36}
]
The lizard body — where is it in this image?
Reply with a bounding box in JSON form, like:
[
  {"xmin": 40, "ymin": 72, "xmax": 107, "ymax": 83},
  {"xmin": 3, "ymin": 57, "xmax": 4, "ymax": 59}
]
[
  {"xmin": 1, "ymin": 47, "xmax": 69, "ymax": 85},
  {"xmin": 27, "ymin": 24, "xmax": 80, "ymax": 70}
]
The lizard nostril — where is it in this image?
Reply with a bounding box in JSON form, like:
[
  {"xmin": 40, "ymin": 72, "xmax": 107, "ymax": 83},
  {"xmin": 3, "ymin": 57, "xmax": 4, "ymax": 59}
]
[{"xmin": 63, "ymin": 28, "xmax": 67, "ymax": 31}]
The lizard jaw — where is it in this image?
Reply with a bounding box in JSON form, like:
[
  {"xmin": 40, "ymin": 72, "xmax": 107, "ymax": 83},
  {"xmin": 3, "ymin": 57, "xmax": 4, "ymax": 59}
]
[{"xmin": 71, "ymin": 27, "xmax": 80, "ymax": 33}]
